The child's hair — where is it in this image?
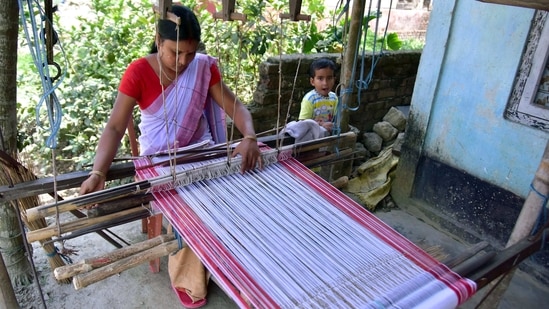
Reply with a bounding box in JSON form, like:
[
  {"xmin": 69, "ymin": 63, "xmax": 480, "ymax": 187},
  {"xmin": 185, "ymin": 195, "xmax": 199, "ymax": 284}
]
[
  {"xmin": 150, "ymin": 5, "xmax": 201, "ymax": 53},
  {"xmin": 309, "ymin": 58, "xmax": 336, "ymax": 78}
]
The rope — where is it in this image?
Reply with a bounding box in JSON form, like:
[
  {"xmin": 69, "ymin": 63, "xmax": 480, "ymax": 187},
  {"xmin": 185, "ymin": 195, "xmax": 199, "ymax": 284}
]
[
  {"xmin": 529, "ymin": 183, "xmax": 548, "ymax": 249},
  {"xmin": 212, "ymin": 18, "xmax": 240, "ymax": 163},
  {"xmin": 19, "ymin": 0, "xmax": 67, "ymax": 262},
  {"xmin": 333, "ymin": 0, "xmax": 394, "ymax": 135},
  {"xmin": 19, "ymin": 0, "xmax": 66, "ymax": 149},
  {"xmin": 277, "ymin": 10, "xmax": 314, "ymax": 149},
  {"xmin": 276, "ymin": 17, "xmax": 284, "ymax": 150},
  {"xmin": 19, "ymin": 4, "xmax": 66, "ymax": 307}
]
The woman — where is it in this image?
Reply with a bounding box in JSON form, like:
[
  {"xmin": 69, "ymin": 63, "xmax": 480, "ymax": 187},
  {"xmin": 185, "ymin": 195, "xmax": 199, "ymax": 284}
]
[{"xmin": 80, "ymin": 5, "xmax": 261, "ymax": 308}]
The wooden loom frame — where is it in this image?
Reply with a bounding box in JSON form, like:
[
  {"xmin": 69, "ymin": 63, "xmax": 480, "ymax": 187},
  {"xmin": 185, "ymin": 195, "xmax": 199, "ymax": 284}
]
[
  {"xmin": 0, "ymin": 132, "xmax": 357, "ymax": 283},
  {"xmin": 0, "ymin": 130, "xmax": 545, "ymax": 296},
  {"xmin": 5, "ymin": 0, "xmax": 546, "ymax": 305}
]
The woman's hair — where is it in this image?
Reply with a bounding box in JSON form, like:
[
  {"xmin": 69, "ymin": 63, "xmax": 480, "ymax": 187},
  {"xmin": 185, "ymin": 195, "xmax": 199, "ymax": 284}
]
[{"xmin": 150, "ymin": 5, "xmax": 201, "ymax": 53}]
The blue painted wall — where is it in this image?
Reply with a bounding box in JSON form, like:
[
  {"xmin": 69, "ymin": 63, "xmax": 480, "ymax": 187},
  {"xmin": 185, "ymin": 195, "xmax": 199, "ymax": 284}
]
[{"xmin": 413, "ymin": 0, "xmax": 548, "ymax": 198}]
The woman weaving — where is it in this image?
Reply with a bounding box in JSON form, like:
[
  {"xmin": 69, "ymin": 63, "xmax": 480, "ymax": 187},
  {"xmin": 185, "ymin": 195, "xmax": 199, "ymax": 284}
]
[{"xmin": 79, "ymin": 5, "xmax": 261, "ymax": 308}]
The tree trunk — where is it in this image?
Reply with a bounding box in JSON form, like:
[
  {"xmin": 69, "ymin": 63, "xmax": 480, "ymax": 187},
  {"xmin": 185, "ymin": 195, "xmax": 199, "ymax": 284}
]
[
  {"xmin": 0, "ymin": 252, "xmax": 19, "ymax": 309},
  {"xmin": 0, "ymin": 0, "xmax": 33, "ymax": 295}
]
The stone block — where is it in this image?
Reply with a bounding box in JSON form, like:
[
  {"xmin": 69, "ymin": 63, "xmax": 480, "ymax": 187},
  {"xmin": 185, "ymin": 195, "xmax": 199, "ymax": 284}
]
[
  {"xmin": 373, "ymin": 121, "xmax": 398, "ymax": 142},
  {"xmin": 363, "ymin": 132, "xmax": 383, "ymax": 153},
  {"xmin": 383, "ymin": 106, "xmax": 407, "ymax": 131}
]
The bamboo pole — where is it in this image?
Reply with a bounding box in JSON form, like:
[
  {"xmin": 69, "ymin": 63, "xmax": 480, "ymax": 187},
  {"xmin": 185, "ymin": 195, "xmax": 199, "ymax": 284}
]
[
  {"xmin": 72, "ymin": 239, "xmax": 180, "ymax": 290},
  {"xmin": 477, "ymin": 140, "xmax": 549, "ymax": 308},
  {"xmin": 54, "ymin": 234, "xmax": 175, "ymax": 280},
  {"xmin": 339, "ymin": 0, "xmax": 365, "ymax": 134},
  {"xmin": 26, "ymin": 207, "xmax": 150, "ymax": 243},
  {"xmin": 86, "ymin": 193, "xmax": 155, "ymax": 218},
  {"xmin": 25, "ymin": 180, "xmax": 151, "ymax": 222}
]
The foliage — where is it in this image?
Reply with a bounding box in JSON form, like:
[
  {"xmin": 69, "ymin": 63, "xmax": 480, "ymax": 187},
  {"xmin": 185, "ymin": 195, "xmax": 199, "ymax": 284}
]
[
  {"xmin": 18, "ymin": 0, "xmax": 153, "ymax": 173},
  {"xmin": 17, "ymin": 0, "xmax": 422, "ymax": 175}
]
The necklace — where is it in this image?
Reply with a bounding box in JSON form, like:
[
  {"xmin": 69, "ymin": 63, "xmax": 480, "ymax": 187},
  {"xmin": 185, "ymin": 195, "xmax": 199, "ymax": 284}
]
[{"xmin": 156, "ymin": 53, "xmax": 175, "ymax": 82}]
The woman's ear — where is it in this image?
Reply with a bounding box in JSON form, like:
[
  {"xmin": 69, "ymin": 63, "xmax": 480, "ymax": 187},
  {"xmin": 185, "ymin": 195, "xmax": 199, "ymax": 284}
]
[{"xmin": 155, "ymin": 34, "xmax": 161, "ymax": 49}]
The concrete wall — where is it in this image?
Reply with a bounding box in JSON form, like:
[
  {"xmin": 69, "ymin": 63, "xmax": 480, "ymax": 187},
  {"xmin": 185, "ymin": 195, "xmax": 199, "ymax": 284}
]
[
  {"xmin": 392, "ymin": 0, "xmax": 549, "ymax": 281},
  {"xmin": 248, "ymin": 51, "xmax": 420, "ymax": 135}
]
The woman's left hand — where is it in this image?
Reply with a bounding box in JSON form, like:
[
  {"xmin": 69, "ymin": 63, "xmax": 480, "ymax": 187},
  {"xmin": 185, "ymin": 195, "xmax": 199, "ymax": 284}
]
[{"xmin": 232, "ymin": 137, "xmax": 262, "ymax": 173}]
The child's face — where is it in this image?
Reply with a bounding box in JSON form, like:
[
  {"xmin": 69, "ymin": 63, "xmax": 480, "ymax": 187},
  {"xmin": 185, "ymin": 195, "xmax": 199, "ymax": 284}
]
[{"xmin": 310, "ymin": 68, "xmax": 335, "ymax": 97}]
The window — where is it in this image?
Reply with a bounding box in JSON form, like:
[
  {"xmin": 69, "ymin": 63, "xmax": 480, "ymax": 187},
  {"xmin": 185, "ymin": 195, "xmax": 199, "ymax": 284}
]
[{"xmin": 506, "ymin": 11, "xmax": 549, "ymax": 131}]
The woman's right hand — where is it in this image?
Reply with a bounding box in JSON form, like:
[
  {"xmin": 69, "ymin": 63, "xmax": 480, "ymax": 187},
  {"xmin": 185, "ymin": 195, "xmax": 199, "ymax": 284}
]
[
  {"xmin": 79, "ymin": 173, "xmax": 106, "ymax": 196},
  {"xmin": 79, "ymin": 174, "xmax": 106, "ymax": 209}
]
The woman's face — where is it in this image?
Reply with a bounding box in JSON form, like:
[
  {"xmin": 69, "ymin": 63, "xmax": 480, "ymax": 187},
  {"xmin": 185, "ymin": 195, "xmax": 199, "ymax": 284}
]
[{"xmin": 158, "ymin": 39, "xmax": 199, "ymax": 74}]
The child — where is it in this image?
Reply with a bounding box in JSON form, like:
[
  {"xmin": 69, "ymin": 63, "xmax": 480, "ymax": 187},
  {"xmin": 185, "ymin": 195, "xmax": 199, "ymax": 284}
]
[{"xmin": 298, "ymin": 58, "xmax": 338, "ymax": 133}]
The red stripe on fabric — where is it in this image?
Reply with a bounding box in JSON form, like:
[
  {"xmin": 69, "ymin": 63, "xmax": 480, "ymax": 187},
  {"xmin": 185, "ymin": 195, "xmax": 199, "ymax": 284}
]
[
  {"xmin": 134, "ymin": 155, "xmax": 475, "ymax": 305},
  {"xmin": 280, "ymin": 158, "xmax": 476, "ymax": 304},
  {"xmin": 133, "ymin": 157, "xmax": 277, "ymax": 308},
  {"xmin": 152, "ymin": 189, "xmax": 278, "ymax": 308}
]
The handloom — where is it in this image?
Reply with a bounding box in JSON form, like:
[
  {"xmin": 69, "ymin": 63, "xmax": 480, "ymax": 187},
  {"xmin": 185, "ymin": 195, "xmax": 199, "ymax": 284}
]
[{"xmin": 134, "ymin": 150, "xmax": 477, "ymax": 309}]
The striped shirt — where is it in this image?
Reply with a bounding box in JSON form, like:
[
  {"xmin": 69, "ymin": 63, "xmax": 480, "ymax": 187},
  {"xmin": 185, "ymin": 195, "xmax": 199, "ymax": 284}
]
[{"xmin": 298, "ymin": 89, "xmax": 338, "ymax": 122}]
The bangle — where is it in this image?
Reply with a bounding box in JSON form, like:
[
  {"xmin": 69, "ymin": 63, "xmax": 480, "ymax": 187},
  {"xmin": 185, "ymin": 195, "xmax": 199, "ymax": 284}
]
[
  {"xmin": 89, "ymin": 170, "xmax": 106, "ymax": 180},
  {"xmin": 243, "ymin": 135, "xmax": 257, "ymax": 142}
]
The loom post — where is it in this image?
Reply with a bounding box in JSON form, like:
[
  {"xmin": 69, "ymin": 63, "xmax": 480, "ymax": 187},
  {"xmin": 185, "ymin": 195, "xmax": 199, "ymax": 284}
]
[
  {"xmin": 213, "ymin": 0, "xmax": 246, "ymax": 22},
  {"xmin": 157, "ymin": 0, "xmax": 171, "ymax": 19},
  {"xmin": 476, "ymin": 139, "xmax": 549, "ymax": 308},
  {"xmin": 279, "ymin": 0, "xmax": 311, "ymax": 21},
  {"xmin": 339, "ymin": 0, "xmax": 365, "ymax": 135},
  {"xmin": 153, "ymin": 0, "xmax": 180, "ymax": 25}
]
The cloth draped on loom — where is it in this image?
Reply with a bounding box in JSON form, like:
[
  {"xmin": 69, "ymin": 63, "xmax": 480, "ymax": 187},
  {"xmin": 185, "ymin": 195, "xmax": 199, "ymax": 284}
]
[{"xmin": 134, "ymin": 154, "xmax": 476, "ymax": 309}]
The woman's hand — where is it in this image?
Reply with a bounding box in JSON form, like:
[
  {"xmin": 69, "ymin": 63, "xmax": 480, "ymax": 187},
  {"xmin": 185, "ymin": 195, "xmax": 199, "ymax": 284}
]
[
  {"xmin": 232, "ymin": 137, "xmax": 262, "ymax": 173},
  {"xmin": 80, "ymin": 173, "xmax": 106, "ymax": 195},
  {"xmin": 79, "ymin": 174, "xmax": 106, "ymax": 209}
]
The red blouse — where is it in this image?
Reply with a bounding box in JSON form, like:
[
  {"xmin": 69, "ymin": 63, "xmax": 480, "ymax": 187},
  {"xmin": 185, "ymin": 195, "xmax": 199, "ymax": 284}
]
[{"xmin": 119, "ymin": 57, "xmax": 221, "ymax": 109}]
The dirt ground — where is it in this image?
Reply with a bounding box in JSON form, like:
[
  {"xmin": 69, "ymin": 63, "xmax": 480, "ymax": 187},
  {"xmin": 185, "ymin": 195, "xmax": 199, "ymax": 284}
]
[{"xmin": 13, "ymin": 206, "xmax": 549, "ymax": 309}]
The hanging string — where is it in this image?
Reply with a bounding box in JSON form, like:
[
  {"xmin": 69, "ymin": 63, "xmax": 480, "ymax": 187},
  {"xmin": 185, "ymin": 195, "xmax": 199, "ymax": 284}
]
[
  {"xmin": 528, "ymin": 183, "xmax": 548, "ymax": 246},
  {"xmin": 19, "ymin": 0, "xmax": 66, "ymax": 150},
  {"xmin": 19, "ymin": 0, "xmax": 68, "ymax": 245},
  {"xmin": 276, "ymin": 17, "xmax": 285, "ymax": 150},
  {"xmin": 277, "ymin": 12, "xmax": 315, "ymax": 150},
  {"xmin": 228, "ymin": 22, "xmax": 245, "ymax": 155},
  {"xmin": 154, "ymin": 7, "xmax": 181, "ymax": 182},
  {"xmin": 355, "ymin": 0, "xmax": 393, "ymax": 106},
  {"xmin": 332, "ymin": 0, "xmax": 356, "ymax": 137},
  {"xmin": 10, "ymin": 2, "xmax": 63, "ymax": 298},
  {"xmin": 212, "ymin": 18, "xmax": 230, "ymax": 162},
  {"xmin": 334, "ymin": 0, "xmax": 394, "ymax": 135}
]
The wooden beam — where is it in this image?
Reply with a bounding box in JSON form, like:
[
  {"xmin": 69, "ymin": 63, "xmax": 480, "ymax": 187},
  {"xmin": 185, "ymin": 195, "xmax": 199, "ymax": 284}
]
[
  {"xmin": 466, "ymin": 229, "xmax": 547, "ymax": 290},
  {"xmin": 0, "ymin": 136, "xmax": 292, "ymax": 204},
  {"xmin": 0, "ymin": 161, "xmax": 135, "ymax": 204},
  {"xmin": 477, "ymin": 0, "xmax": 549, "ymax": 11},
  {"xmin": 53, "ymin": 234, "xmax": 175, "ymax": 280},
  {"xmin": 153, "ymin": 0, "xmax": 181, "ymax": 25},
  {"xmin": 213, "ymin": 0, "xmax": 246, "ymax": 22},
  {"xmin": 26, "ymin": 206, "xmax": 150, "ymax": 243},
  {"xmin": 280, "ymin": 0, "xmax": 311, "ymax": 21}
]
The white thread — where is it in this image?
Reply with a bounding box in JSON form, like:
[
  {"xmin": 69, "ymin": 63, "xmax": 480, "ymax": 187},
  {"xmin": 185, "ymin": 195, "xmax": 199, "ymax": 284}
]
[{"xmin": 165, "ymin": 161, "xmax": 460, "ymax": 308}]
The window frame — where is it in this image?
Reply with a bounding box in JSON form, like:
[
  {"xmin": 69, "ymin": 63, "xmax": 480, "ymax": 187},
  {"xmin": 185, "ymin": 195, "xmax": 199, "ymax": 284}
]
[{"xmin": 505, "ymin": 11, "xmax": 549, "ymax": 131}]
